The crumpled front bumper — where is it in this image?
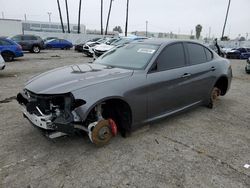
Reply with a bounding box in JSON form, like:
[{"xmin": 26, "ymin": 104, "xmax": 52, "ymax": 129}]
[
  {"xmin": 17, "ymin": 91, "xmax": 79, "ymax": 134},
  {"xmin": 21, "ymin": 105, "xmax": 53, "ymax": 130}
]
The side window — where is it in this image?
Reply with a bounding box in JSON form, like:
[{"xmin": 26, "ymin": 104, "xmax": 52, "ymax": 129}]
[
  {"xmin": 23, "ymin": 35, "xmax": 31, "ymax": 40},
  {"xmin": 12, "ymin": 36, "xmax": 21, "ymax": 42},
  {"xmin": 157, "ymin": 43, "xmax": 186, "ymax": 71},
  {"xmin": 204, "ymin": 48, "xmax": 213, "ymax": 61},
  {"xmin": 1, "ymin": 40, "xmax": 12, "ymax": 45},
  {"xmin": 30, "ymin": 36, "xmax": 37, "ymax": 40},
  {"xmin": 187, "ymin": 43, "xmax": 207, "ymax": 65}
]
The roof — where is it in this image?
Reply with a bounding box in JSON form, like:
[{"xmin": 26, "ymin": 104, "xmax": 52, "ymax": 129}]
[{"xmin": 135, "ymin": 38, "xmax": 204, "ymax": 46}]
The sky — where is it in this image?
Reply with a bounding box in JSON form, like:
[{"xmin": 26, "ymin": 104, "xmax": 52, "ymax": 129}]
[{"xmin": 0, "ymin": 0, "xmax": 249, "ymax": 39}]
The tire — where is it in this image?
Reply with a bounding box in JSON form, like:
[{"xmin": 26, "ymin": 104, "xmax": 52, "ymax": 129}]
[
  {"xmin": 245, "ymin": 67, "xmax": 250, "ymax": 74},
  {"xmin": 32, "ymin": 45, "xmax": 41, "ymax": 53},
  {"xmin": 2, "ymin": 51, "xmax": 14, "ymax": 62}
]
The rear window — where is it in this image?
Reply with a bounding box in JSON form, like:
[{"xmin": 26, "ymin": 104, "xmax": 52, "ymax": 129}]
[{"xmin": 187, "ymin": 43, "xmax": 207, "ymax": 65}]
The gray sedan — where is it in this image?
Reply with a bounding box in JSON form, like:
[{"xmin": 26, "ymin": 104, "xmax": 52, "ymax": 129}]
[{"xmin": 17, "ymin": 39, "xmax": 232, "ymax": 146}]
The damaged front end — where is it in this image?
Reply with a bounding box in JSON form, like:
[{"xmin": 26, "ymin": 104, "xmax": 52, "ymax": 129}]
[{"xmin": 17, "ymin": 89, "xmax": 85, "ymax": 135}]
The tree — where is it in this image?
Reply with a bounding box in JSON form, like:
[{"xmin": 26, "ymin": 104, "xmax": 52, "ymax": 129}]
[
  {"xmin": 239, "ymin": 36, "xmax": 246, "ymax": 41},
  {"xmin": 221, "ymin": 36, "xmax": 230, "ymax": 41},
  {"xmin": 113, "ymin": 26, "xmax": 123, "ymax": 33},
  {"xmin": 105, "ymin": 0, "xmax": 114, "ymax": 35},
  {"xmin": 195, "ymin": 24, "xmax": 202, "ymax": 39},
  {"xmin": 125, "ymin": 0, "xmax": 129, "ymax": 36},
  {"xmin": 100, "ymin": 0, "xmax": 103, "ymax": 35}
]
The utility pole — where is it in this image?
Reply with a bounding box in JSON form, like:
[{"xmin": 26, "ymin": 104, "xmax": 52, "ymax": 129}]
[
  {"xmin": 105, "ymin": 0, "xmax": 114, "ymax": 35},
  {"xmin": 208, "ymin": 27, "xmax": 211, "ymax": 39},
  {"xmin": 57, "ymin": 0, "xmax": 65, "ymax": 33},
  {"xmin": 146, "ymin": 21, "xmax": 148, "ymax": 37},
  {"xmin": 47, "ymin": 12, "xmax": 52, "ymax": 22},
  {"xmin": 221, "ymin": 0, "xmax": 231, "ymax": 40},
  {"xmin": 24, "ymin": 14, "xmax": 27, "ymax": 21},
  {"xmin": 1, "ymin": 12, "xmax": 4, "ymax": 19},
  {"xmin": 125, "ymin": 0, "xmax": 129, "ymax": 36},
  {"xmin": 77, "ymin": 0, "xmax": 82, "ymax": 34},
  {"xmin": 101, "ymin": 0, "xmax": 103, "ymax": 35},
  {"xmin": 65, "ymin": 0, "xmax": 70, "ymax": 33}
]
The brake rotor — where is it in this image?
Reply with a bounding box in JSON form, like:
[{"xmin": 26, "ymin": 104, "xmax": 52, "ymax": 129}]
[
  {"xmin": 211, "ymin": 87, "xmax": 221, "ymax": 103},
  {"xmin": 91, "ymin": 120, "xmax": 113, "ymax": 146}
]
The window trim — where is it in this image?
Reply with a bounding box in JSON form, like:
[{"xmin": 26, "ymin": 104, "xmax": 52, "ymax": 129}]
[
  {"xmin": 184, "ymin": 42, "xmax": 214, "ymax": 66},
  {"xmin": 148, "ymin": 42, "xmax": 187, "ymax": 73}
]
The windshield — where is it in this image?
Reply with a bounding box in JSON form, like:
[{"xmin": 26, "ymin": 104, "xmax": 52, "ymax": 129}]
[{"xmin": 94, "ymin": 43, "xmax": 159, "ymax": 70}]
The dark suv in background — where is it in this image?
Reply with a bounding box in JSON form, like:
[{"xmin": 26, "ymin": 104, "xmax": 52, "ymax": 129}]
[{"xmin": 11, "ymin": 34, "xmax": 44, "ymax": 53}]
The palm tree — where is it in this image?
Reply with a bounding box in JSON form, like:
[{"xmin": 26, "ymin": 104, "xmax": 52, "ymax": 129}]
[
  {"xmin": 125, "ymin": 0, "xmax": 129, "ymax": 36},
  {"xmin": 101, "ymin": 0, "xmax": 103, "ymax": 35},
  {"xmin": 57, "ymin": 0, "xmax": 65, "ymax": 33},
  {"xmin": 65, "ymin": 0, "xmax": 70, "ymax": 33},
  {"xmin": 77, "ymin": 0, "xmax": 82, "ymax": 34},
  {"xmin": 105, "ymin": 0, "xmax": 114, "ymax": 35},
  {"xmin": 195, "ymin": 24, "xmax": 202, "ymax": 39},
  {"xmin": 221, "ymin": 0, "xmax": 231, "ymax": 40}
]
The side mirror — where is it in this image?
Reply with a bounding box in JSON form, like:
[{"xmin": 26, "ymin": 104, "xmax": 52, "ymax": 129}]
[{"xmin": 247, "ymin": 58, "xmax": 250, "ymax": 63}]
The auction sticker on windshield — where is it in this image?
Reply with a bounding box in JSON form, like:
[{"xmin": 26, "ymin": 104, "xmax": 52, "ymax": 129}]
[{"xmin": 137, "ymin": 48, "xmax": 156, "ymax": 54}]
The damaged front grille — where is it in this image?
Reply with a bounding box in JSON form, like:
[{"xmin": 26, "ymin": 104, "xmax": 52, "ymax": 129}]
[
  {"xmin": 17, "ymin": 90, "xmax": 70, "ymax": 115},
  {"xmin": 17, "ymin": 89, "xmax": 86, "ymax": 133}
]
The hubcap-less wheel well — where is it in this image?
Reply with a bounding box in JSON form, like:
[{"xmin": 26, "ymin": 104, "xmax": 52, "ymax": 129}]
[
  {"xmin": 214, "ymin": 77, "xmax": 228, "ymax": 96},
  {"xmin": 86, "ymin": 99, "xmax": 132, "ymax": 137}
]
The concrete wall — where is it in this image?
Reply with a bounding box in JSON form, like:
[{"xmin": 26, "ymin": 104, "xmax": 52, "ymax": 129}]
[
  {"xmin": 24, "ymin": 31, "xmax": 103, "ymax": 45},
  {"xmin": 0, "ymin": 19, "xmax": 23, "ymax": 37}
]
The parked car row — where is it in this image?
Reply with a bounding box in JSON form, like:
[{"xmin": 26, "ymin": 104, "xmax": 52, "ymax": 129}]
[
  {"xmin": 75, "ymin": 36, "xmax": 148, "ymax": 59},
  {"xmin": 0, "ymin": 34, "xmax": 75, "ymax": 62}
]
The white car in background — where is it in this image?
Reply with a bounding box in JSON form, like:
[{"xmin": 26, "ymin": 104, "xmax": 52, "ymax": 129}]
[
  {"xmin": 93, "ymin": 36, "xmax": 148, "ymax": 60},
  {"xmin": 0, "ymin": 54, "xmax": 5, "ymax": 70},
  {"xmin": 82, "ymin": 38, "xmax": 118, "ymax": 57}
]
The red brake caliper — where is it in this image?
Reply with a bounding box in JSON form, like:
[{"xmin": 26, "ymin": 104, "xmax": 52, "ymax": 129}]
[{"xmin": 108, "ymin": 119, "xmax": 117, "ymax": 136}]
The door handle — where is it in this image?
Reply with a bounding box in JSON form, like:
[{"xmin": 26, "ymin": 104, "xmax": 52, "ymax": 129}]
[
  {"xmin": 210, "ymin": 66, "xmax": 216, "ymax": 71},
  {"xmin": 181, "ymin": 73, "xmax": 191, "ymax": 78}
]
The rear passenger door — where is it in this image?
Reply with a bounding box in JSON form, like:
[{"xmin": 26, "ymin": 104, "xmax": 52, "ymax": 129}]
[
  {"xmin": 147, "ymin": 42, "xmax": 195, "ymax": 119},
  {"xmin": 183, "ymin": 42, "xmax": 218, "ymax": 103}
]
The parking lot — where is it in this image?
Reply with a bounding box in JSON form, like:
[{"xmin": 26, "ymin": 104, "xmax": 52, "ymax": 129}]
[{"xmin": 0, "ymin": 50, "xmax": 250, "ymax": 188}]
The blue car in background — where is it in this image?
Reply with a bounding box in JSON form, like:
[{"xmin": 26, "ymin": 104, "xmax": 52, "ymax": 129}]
[
  {"xmin": 45, "ymin": 39, "xmax": 73, "ymax": 50},
  {"xmin": 0, "ymin": 37, "xmax": 23, "ymax": 62},
  {"xmin": 226, "ymin": 47, "xmax": 250, "ymax": 59}
]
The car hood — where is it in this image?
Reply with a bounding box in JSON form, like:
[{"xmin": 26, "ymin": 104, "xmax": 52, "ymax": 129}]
[
  {"xmin": 25, "ymin": 63, "xmax": 133, "ymax": 94},
  {"xmin": 95, "ymin": 44, "xmax": 115, "ymax": 51}
]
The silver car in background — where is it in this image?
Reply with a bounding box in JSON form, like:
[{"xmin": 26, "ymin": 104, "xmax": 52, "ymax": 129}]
[
  {"xmin": 17, "ymin": 39, "xmax": 232, "ymax": 146},
  {"xmin": 0, "ymin": 54, "xmax": 5, "ymax": 70}
]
